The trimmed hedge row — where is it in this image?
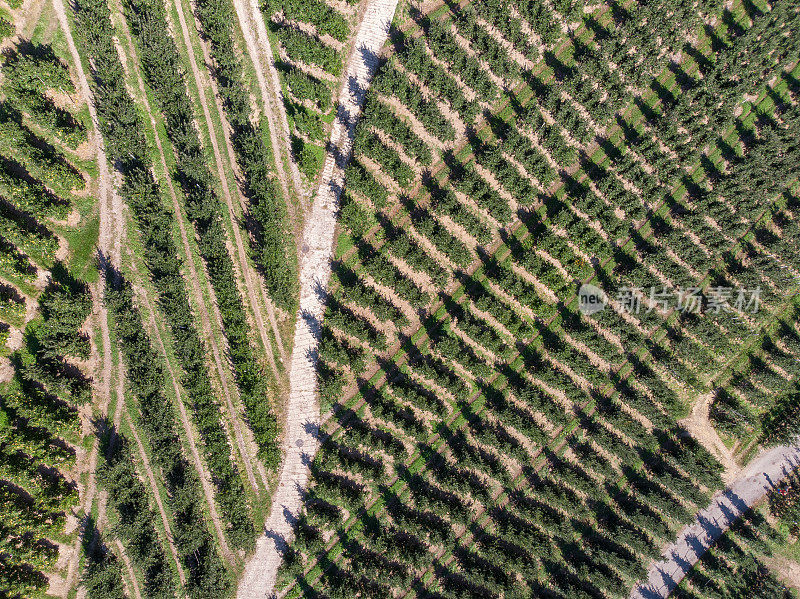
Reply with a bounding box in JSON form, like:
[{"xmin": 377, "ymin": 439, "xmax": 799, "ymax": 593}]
[
  {"xmin": 98, "ymin": 435, "xmax": 177, "ymax": 599},
  {"xmin": 106, "ymin": 279, "xmax": 232, "ymax": 597}
]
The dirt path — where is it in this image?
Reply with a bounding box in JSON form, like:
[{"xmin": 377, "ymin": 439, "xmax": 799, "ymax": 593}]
[
  {"xmin": 52, "ymin": 0, "xmax": 122, "ymax": 593},
  {"xmin": 229, "ymin": 0, "xmax": 305, "ymax": 203},
  {"xmin": 1, "ymin": 0, "xmax": 45, "ymax": 52},
  {"xmin": 679, "ymin": 392, "xmax": 741, "ymax": 483},
  {"xmin": 765, "ymin": 554, "xmax": 800, "ymax": 591},
  {"xmin": 236, "ymin": 0, "xmax": 399, "ymax": 596},
  {"xmin": 629, "ymin": 443, "xmax": 800, "ymax": 599},
  {"xmin": 168, "ymin": 0, "xmax": 282, "ymax": 376},
  {"xmin": 112, "ymin": 9, "xmax": 260, "ymax": 492}
]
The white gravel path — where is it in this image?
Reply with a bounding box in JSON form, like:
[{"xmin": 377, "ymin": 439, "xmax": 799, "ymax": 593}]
[
  {"xmin": 236, "ymin": 0, "xmax": 399, "ymax": 596},
  {"xmin": 630, "ymin": 443, "xmax": 800, "ymax": 599}
]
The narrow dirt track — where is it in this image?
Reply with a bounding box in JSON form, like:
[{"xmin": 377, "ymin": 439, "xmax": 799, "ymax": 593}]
[
  {"xmin": 112, "ymin": 9, "xmax": 260, "ymax": 492},
  {"xmin": 236, "ymin": 0, "xmax": 399, "ymax": 596},
  {"xmin": 2, "ymin": 0, "xmax": 45, "ymax": 53},
  {"xmin": 229, "ymin": 0, "xmax": 306, "ymax": 202},
  {"xmin": 167, "ymin": 0, "xmax": 281, "ymax": 378},
  {"xmin": 52, "ymin": 0, "xmax": 122, "ymax": 592},
  {"xmin": 629, "ymin": 443, "xmax": 800, "ymax": 599},
  {"xmin": 115, "ymin": 540, "xmax": 144, "ymax": 599}
]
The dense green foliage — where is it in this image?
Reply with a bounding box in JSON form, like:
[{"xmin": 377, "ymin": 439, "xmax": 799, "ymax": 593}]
[
  {"xmin": 193, "ymin": 0, "xmax": 297, "ymax": 311},
  {"xmin": 263, "ymin": 0, "xmax": 348, "ymax": 42},
  {"xmin": 106, "ymin": 277, "xmax": 232, "ymax": 597},
  {"xmin": 0, "ymin": 34, "xmax": 94, "ymax": 599},
  {"xmin": 124, "ymin": 0, "xmax": 278, "ymax": 465},
  {"xmin": 0, "ymin": 265, "xmax": 91, "ymax": 597},
  {"xmin": 761, "ymin": 389, "xmax": 800, "ymax": 447},
  {"xmin": 0, "ymin": 155, "xmax": 68, "ymax": 219},
  {"xmin": 81, "ymin": 521, "xmax": 128, "ymax": 599},
  {"xmin": 0, "ymin": 102, "xmax": 84, "ymax": 193},
  {"xmin": 707, "ymin": 301, "xmax": 800, "ymax": 444},
  {"xmin": 0, "ymin": 12, "xmax": 13, "ymax": 41},
  {"xmin": 98, "ymin": 434, "xmax": 178, "ymax": 599}
]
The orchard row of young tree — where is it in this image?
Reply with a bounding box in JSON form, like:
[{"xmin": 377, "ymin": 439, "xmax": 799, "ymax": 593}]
[
  {"xmin": 192, "ymin": 0, "xmax": 298, "ymax": 311},
  {"xmin": 105, "ymin": 276, "xmax": 232, "ymax": 597},
  {"xmin": 710, "ymin": 302, "xmax": 800, "ymax": 444},
  {"xmin": 362, "ymin": 0, "xmax": 800, "ymax": 385},
  {"xmin": 0, "ymin": 36, "xmax": 95, "ymax": 596},
  {"xmin": 123, "ymin": 0, "xmax": 279, "ymax": 468}
]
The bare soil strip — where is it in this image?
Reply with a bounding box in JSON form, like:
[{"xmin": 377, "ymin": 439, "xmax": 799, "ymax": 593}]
[
  {"xmin": 52, "ymin": 0, "xmax": 122, "ymax": 592},
  {"xmin": 630, "ymin": 444, "xmax": 800, "ymax": 599},
  {"xmin": 236, "ymin": 0, "xmax": 400, "ymax": 595},
  {"xmin": 115, "ymin": 540, "xmax": 144, "ymax": 599},
  {"xmin": 679, "ymin": 392, "xmax": 741, "ymax": 483},
  {"xmin": 2, "ymin": 0, "xmax": 45, "ymax": 52}
]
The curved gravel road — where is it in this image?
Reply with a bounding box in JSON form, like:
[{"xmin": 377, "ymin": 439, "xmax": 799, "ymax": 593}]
[
  {"xmin": 236, "ymin": 0, "xmax": 399, "ymax": 596},
  {"xmin": 630, "ymin": 443, "xmax": 800, "ymax": 599}
]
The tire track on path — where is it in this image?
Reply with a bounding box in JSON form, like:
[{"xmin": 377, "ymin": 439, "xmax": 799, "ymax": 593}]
[
  {"xmin": 630, "ymin": 444, "xmax": 800, "ymax": 599},
  {"xmin": 237, "ymin": 0, "xmax": 399, "ymax": 596},
  {"xmin": 112, "ymin": 6, "xmax": 261, "ymax": 492},
  {"xmin": 168, "ymin": 0, "xmax": 283, "ymax": 375}
]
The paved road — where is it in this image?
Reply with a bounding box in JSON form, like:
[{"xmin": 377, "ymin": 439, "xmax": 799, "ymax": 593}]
[
  {"xmin": 236, "ymin": 1, "xmax": 399, "ymax": 596},
  {"xmin": 629, "ymin": 444, "xmax": 800, "ymax": 599}
]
